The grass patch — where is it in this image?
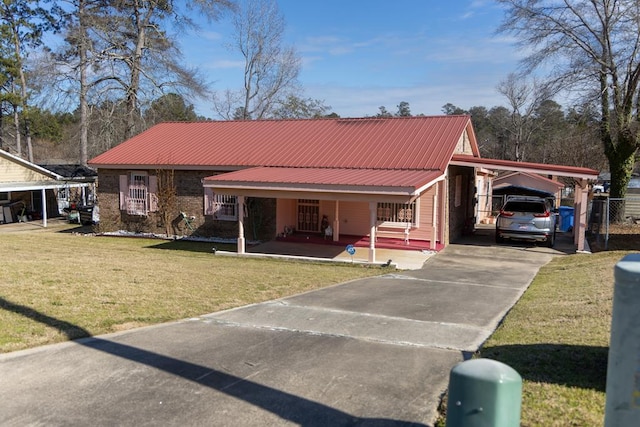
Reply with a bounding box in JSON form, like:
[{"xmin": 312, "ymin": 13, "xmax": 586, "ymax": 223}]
[
  {"xmin": 0, "ymin": 224, "xmax": 382, "ymax": 353},
  {"xmin": 460, "ymin": 251, "xmax": 621, "ymax": 426}
]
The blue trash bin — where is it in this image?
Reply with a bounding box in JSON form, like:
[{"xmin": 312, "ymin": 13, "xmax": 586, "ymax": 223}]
[{"xmin": 558, "ymin": 206, "xmax": 574, "ymax": 232}]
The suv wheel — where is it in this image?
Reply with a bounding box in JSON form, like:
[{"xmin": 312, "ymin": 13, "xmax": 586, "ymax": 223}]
[
  {"xmin": 495, "ymin": 231, "xmax": 505, "ymax": 244},
  {"xmin": 546, "ymin": 231, "xmax": 556, "ymax": 248}
]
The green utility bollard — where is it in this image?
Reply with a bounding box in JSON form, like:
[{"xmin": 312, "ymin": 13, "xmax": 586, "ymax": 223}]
[
  {"xmin": 604, "ymin": 254, "xmax": 640, "ymax": 426},
  {"xmin": 446, "ymin": 358, "xmax": 522, "ymax": 427}
]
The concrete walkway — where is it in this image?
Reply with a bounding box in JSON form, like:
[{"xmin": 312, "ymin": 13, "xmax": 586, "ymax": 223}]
[
  {"xmin": 246, "ymin": 239, "xmax": 436, "ymax": 270},
  {"xmin": 0, "ymin": 227, "xmax": 570, "ymax": 426}
]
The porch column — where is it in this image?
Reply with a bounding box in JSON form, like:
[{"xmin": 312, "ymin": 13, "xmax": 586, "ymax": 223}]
[
  {"xmin": 237, "ymin": 195, "xmax": 246, "ymax": 254},
  {"xmin": 431, "ymin": 184, "xmax": 438, "ymax": 250},
  {"xmin": 333, "ymin": 201, "xmax": 340, "ymax": 242},
  {"xmin": 574, "ymin": 180, "xmax": 588, "ymax": 252},
  {"xmin": 41, "ymin": 188, "xmax": 48, "ymax": 228},
  {"xmin": 369, "ymin": 201, "xmax": 376, "ymax": 263}
]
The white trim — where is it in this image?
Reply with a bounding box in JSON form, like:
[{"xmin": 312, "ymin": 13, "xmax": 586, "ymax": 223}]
[
  {"xmin": 0, "ymin": 181, "xmax": 90, "ymax": 192},
  {"xmin": 203, "ymin": 182, "xmax": 418, "ymax": 197},
  {"xmin": 412, "ymin": 174, "xmax": 446, "ymax": 198},
  {"xmin": 450, "ymin": 159, "xmax": 598, "ymax": 180}
]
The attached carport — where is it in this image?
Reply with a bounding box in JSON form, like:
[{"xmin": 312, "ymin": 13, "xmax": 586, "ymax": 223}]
[{"xmin": 451, "ymin": 155, "xmax": 599, "ymax": 252}]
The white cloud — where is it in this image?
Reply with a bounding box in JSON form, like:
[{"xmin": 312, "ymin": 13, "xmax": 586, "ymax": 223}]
[
  {"xmin": 207, "ymin": 59, "xmax": 245, "ymax": 69},
  {"xmin": 196, "ymin": 30, "xmax": 224, "ymax": 41},
  {"xmin": 460, "ymin": 11, "xmax": 475, "ymax": 20}
]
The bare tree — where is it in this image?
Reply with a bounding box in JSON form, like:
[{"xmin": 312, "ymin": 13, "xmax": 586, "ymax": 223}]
[
  {"xmin": 497, "ymin": 73, "xmax": 551, "ymax": 162},
  {"xmin": 55, "ymin": 0, "xmax": 232, "ymax": 162},
  {"xmin": 155, "ymin": 168, "xmax": 177, "ymax": 236},
  {"xmin": 0, "ymin": 0, "xmax": 58, "ymax": 162},
  {"xmin": 214, "ymin": 0, "xmax": 301, "ymax": 120},
  {"xmin": 498, "ymin": 0, "xmax": 640, "ymax": 198}
]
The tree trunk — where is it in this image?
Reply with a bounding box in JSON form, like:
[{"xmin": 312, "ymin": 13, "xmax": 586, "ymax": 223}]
[
  {"xmin": 12, "ymin": 105, "xmax": 21, "ymax": 157},
  {"xmin": 79, "ymin": 0, "xmax": 88, "ymax": 166}
]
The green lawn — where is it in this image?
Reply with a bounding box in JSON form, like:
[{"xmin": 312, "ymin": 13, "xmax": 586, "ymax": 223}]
[
  {"xmin": 0, "ymin": 223, "xmax": 382, "ymax": 353},
  {"xmin": 469, "ymin": 251, "xmax": 621, "ymax": 426},
  {"xmin": 1, "ymin": 223, "xmax": 624, "ymax": 424}
]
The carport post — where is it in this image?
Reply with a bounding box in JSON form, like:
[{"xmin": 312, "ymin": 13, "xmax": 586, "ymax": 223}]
[
  {"xmin": 41, "ymin": 188, "xmax": 47, "ymax": 227},
  {"xmin": 573, "ymin": 180, "xmax": 588, "ymax": 251},
  {"xmin": 604, "ymin": 254, "xmax": 640, "ymax": 426}
]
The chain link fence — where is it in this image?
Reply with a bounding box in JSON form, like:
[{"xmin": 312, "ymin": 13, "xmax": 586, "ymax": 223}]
[{"xmin": 588, "ymin": 196, "xmax": 640, "ymax": 250}]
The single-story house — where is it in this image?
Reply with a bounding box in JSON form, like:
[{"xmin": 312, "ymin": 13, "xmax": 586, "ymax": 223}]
[
  {"xmin": 88, "ymin": 116, "xmax": 599, "ymax": 262},
  {"xmin": 0, "ymin": 149, "xmax": 95, "ymax": 226}
]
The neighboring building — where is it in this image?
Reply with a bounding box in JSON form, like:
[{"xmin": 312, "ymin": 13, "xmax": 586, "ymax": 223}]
[
  {"xmin": 88, "ymin": 116, "xmax": 599, "ymax": 261},
  {"xmin": 491, "ymin": 171, "xmax": 566, "ymax": 214},
  {"xmin": 0, "ymin": 149, "xmax": 94, "ymax": 225}
]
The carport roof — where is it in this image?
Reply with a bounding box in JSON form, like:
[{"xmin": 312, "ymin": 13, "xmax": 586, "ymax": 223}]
[{"xmin": 451, "ymin": 154, "xmax": 599, "ymax": 179}]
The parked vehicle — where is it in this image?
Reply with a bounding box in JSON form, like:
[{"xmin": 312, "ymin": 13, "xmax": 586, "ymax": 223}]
[
  {"xmin": 78, "ymin": 205, "xmax": 99, "ymax": 225},
  {"xmin": 495, "ymin": 196, "xmax": 557, "ymax": 247}
]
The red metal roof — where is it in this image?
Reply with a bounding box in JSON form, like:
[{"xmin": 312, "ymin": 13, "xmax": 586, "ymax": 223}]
[
  {"xmin": 451, "ymin": 154, "xmax": 599, "ymax": 179},
  {"xmin": 203, "ymin": 167, "xmax": 443, "ymax": 194},
  {"xmin": 89, "ymin": 116, "xmax": 475, "ymax": 171}
]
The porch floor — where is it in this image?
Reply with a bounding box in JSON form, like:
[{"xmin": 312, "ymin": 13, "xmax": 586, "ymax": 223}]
[{"xmin": 275, "ymin": 232, "xmax": 443, "ymax": 252}]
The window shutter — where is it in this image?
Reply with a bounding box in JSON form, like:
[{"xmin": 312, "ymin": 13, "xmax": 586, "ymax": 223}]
[
  {"xmin": 204, "ymin": 187, "xmax": 214, "ymax": 215},
  {"xmin": 148, "ymin": 175, "xmax": 158, "ymax": 212},
  {"xmin": 119, "ymin": 175, "xmax": 128, "ymax": 210}
]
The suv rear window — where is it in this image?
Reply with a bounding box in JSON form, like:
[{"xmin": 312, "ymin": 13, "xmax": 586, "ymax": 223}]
[{"xmin": 502, "ymin": 201, "xmax": 546, "ymax": 214}]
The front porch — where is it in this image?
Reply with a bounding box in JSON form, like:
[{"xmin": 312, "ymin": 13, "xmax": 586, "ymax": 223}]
[{"xmin": 275, "ymin": 232, "xmax": 444, "ymax": 252}]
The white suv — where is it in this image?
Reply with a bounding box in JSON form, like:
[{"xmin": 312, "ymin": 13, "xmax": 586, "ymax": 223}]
[{"xmin": 495, "ymin": 196, "xmax": 557, "ymax": 247}]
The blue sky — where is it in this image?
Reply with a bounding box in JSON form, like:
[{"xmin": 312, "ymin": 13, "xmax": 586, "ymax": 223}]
[{"xmin": 180, "ymin": 0, "xmax": 523, "ymax": 118}]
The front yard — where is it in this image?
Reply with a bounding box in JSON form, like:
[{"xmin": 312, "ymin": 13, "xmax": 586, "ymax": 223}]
[
  {"xmin": 0, "ymin": 222, "xmax": 382, "ymax": 353},
  {"xmin": 1, "ymin": 221, "xmax": 624, "ymax": 425}
]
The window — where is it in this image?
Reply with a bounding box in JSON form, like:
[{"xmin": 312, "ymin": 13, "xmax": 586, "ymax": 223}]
[
  {"xmin": 119, "ymin": 172, "xmax": 158, "ymax": 216},
  {"xmin": 57, "ymin": 187, "xmax": 69, "ymax": 202},
  {"xmin": 297, "ymin": 199, "xmax": 319, "ymax": 232},
  {"xmin": 128, "ymin": 172, "xmax": 148, "ymax": 215},
  {"xmin": 0, "ymin": 192, "xmax": 9, "ymax": 203},
  {"xmin": 377, "ymin": 202, "xmax": 418, "ymax": 225},
  {"xmin": 213, "ymin": 194, "xmax": 238, "ymax": 220},
  {"xmin": 204, "ymin": 188, "xmax": 237, "ymax": 221}
]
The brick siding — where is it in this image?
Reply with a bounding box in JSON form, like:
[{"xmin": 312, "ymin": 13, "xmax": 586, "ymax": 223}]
[{"xmin": 96, "ymin": 169, "xmax": 276, "ymax": 240}]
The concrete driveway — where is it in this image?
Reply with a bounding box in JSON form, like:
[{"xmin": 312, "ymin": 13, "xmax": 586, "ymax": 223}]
[{"xmin": 0, "ymin": 227, "xmax": 567, "ymax": 426}]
